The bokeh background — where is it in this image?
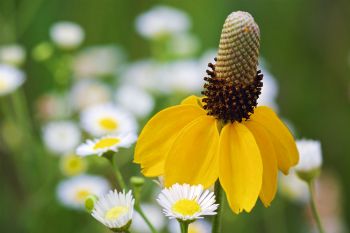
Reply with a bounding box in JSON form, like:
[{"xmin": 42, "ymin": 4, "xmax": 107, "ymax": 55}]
[{"xmin": 0, "ymin": 0, "xmax": 350, "ymax": 232}]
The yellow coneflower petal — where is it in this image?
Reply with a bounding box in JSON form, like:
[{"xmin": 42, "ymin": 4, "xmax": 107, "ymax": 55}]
[
  {"xmin": 181, "ymin": 95, "xmax": 204, "ymax": 107},
  {"xmin": 134, "ymin": 105, "xmax": 206, "ymax": 177},
  {"xmin": 245, "ymin": 121, "xmax": 278, "ymax": 207},
  {"xmin": 219, "ymin": 123, "xmax": 263, "ymax": 214},
  {"xmin": 164, "ymin": 116, "xmax": 219, "ymax": 188},
  {"xmin": 250, "ymin": 106, "xmax": 299, "ymax": 174}
]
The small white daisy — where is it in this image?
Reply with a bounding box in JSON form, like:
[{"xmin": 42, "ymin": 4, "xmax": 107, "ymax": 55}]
[
  {"xmin": 131, "ymin": 203, "xmax": 165, "ymax": 233},
  {"xmin": 279, "ymin": 171, "xmax": 309, "ymax": 204},
  {"xmin": 42, "ymin": 121, "xmax": 81, "ymax": 154},
  {"xmin": 0, "ymin": 64, "xmax": 25, "ymax": 96},
  {"xmin": 59, "ymin": 153, "xmax": 87, "ymax": 176},
  {"xmin": 57, "ymin": 175, "xmax": 110, "ymax": 209},
  {"xmin": 80, "ymin": 103, "xmax": 137, "ymax": 137},
  {"xmin": 157, "ymin": 183, "xmax": 218, "ymax": 221},
  {"xmin": 91, "ymin": 190, "xmax": 134, "ymax": 231},
  {"xmin": 76, "ymin": 134, "xmax": 137, "ymax": 157},
  {"xmin": 295, "ymin": 139, "xmax": 323, "ymax": 172},
  {"xmin": 0, "ymin": 44, "xmax": 26, "ymax": 66},
  {"xmin": 50, "ymin": 21, "xmax": 85, "ymax": 49}
]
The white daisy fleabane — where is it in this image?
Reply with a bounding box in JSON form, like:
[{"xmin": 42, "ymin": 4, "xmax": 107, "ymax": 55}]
[
  {"xmin": 50, "ymin": 21, "xmax": 85, "ymax": 49},
  {"xmin": 57, "ymin": 175, "xmax": 110, "ymax": 209},
  {"xmin": 295, "ymin": 139, "xmax": 323, "ymax": 172},
  {"xmin": 135, "ymin": 5, "xmax": 190, "ymax": 39},
  {"xmin": 131, "ymin": 204, "xmax": 165, "ymax": 233},
  {"xmin": 157, "ymin": 184, "xmax": 218, "ymax": 221},
  {"xmin": 0, "ymin": 44, "xmax": 26, "ymax": 66},
  {"xmin": 43, "ymin": 121, "xmax": 81, "ymax": 154},
  {"xmin": 80, "ymin": 103, "xmax": 137, "ymax": 137},
  {"xmin": 0, "ymin": 64, "xmax": 25, "ymax": 96},
  {"xmin": 92, "ymin": 190, "xmax": 134, "ymax": 230},
  {"xmin": 76, "ymin": 134, "xmax": 137, "ymax": 157},
  {"xmin": 168, "ymin": 220, "xmax": 211, "ymax": 233},
  {"xmin": 279, "ymin": 171, "xmax": 309, "ymax": 203}
]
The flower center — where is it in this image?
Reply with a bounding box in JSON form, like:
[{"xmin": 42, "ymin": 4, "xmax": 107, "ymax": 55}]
[
  {"xmin": 99, "ymin": 117, "xmax": 118, "ymax": 130},
  {"xmin": 75, "ymin": 189, "xmax": 90, "ymax": 202},
  {"xmin": 62, "ymin": 155, "xmax": 86, "ymax": 176},
  {"xmin": 189, "ymin": 225, "xmax": 202, "ymax": 233},
  {"xmin": 172, "ymin": 199, "xmax": 201, "ymax": 216},
  {"xmin": 105, "ymin": 206, "xmax": 128, "ymax": 221},
  {"xmin": 93, "ymin": 138, "xmax": 120, "ymax": 150},
  {"xmin": 0, "ymin": 80, "xmax": 7, "ymax": 91}
]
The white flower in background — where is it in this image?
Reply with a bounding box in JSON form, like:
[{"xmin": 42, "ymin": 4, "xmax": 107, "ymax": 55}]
[
  {"xmin": 70, "ymin": 80, "xmax": 111, "ymax": 111},
  {"xmin": 157, "ymin": 183, "xmax": 218, "ymax": 221},
  {"xmin": 36, "ymin": 92, "xmax": 71, "ymax": 120},
  {"xmin": 91, "ymin": 190, "xmax": 134, "ymax": 231},
  {"xmin": 59, "ymin": 153, "xmax": 87, "ymax": 176},
  {"xmin": 0, "ymin": 64, "xmax": 25, "ymax": 96},
  {"xmin": 43, "ymin": 121, "xmax": 81, "ymax": 154},
  {"xmin": 258, "ymin": 67, "xmax": 279, "ymax": 111},
  {"xmin": 50, "ymin": 21, "xmax": 85, "ymax": 49},
  {"xmin": 199, "ymin": 49, "xmax": 217, "ymax": 71},
  {"xmin": 57, "ymin": 175, "xmax": 110, "ymax": 209},
  {"xmin": 0, "ymin": 44, "xmax": 26, "ymax": 66},
  {"xmin": 131, "ymin": 204, "xmax": 165, "ymax": 233},
  {"xmin": 73, "ymin": 45, "xmax": 124, "ymax": 78},
  {"xmin": 168, "ymin": 220, "xmax": 211, "ymax": 233},
  {"xmin": 136, "ymin": 6, "xmax": 190, "ymax": 39},
  {"xmin": 80, "ymin": 103, "xmax": 137, "ymax": 137},
  {"xmin": 115, "ymin": 85, "xmax": 154, "ymax": 118},
  {"xmin": 168, "ymin": 33, "xmax": 200, "ymax": 58},
  {"xmin": 76, "ymin": 134, "xmax": 137, "ymax": 157},
  {"xmin": 295, "ymin": 139, "xmax": 322, "ymax": 173},
  {"xmin": 279, "ymin": 171, "xmax": 309, "ymax": 203}
]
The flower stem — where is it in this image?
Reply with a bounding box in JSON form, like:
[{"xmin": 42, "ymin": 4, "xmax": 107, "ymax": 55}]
[
  {"xmin": 307, "ymin": 181, "xmax": 325, "ymax": 233},
  {"xmin": 212, "ymin": 180, "xmax": 224, "ymax": 233},
  {"xmin": 135, "ymin": 205, "xmax": 158, "ymax": 233},
  {"xmin": 180, "ymin": 221, "xmax": 189, "ymax": 233},
  {"xmin": 111, "ymin": 153, "xmax": 126, "ymax": 190}
]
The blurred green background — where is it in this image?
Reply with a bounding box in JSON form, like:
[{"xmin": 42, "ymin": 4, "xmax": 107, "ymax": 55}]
[{"xmin": 0, "ymin": 0, "xmax": 350, "ymax": 232}]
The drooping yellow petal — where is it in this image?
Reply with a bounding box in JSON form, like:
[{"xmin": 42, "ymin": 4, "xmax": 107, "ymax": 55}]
[
  {"xmin": 164, "ymin": 116, "xmax": 219, "ymax": 188},
  {"xmin": 219, "ymin": 123, "xmax": 263, "ymax": 214},
  {"xmin": 181, "ymin": 95, "xmax": 204, "ymax": 107},
  {"xmin": 134, "ymin": 105, "xmax": 206, "ymax": 177},
  {"xmin": 250, "ymin": 106, "xmax": 299, "ymax": 174},
  {"xmin": 245, "ymin": 121, "xmax": 278, "ymax": 207}
]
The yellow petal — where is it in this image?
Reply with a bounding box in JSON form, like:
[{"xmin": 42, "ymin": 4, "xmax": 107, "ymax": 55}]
[
  {"xmin": 164, "ymin": 115, "xmax": 219, "ymax": 188},
  {"xmin": 134, "ymin": 105, "xmax": 206, "ymax": 177},
  {"xmin": 181, "ymin": 95, "xmax": 205, "ymax": 107},
  {"xmin": 250, "ymin": 106, "xmax": 299, "ymax": 174},
  {"xmin": 219, "ymin": 123, "xmax": 263, "ymax": 214},
  {"xmin": 245, "ymin": 121, "xmax": 278, "ymax": 207}
]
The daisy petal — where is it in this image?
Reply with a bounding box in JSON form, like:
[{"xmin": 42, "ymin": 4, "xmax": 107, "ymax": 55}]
[
  {"xmin": 251, "ymin": 106, "xmax": 299, "ymax": 174},
  {"xmin": 245, "ymin": 121, "xmax": 278, "ymax": 207},
  {"xmin": 134, "ymin": 105, "xmax": 206, "ymax": 177},
  {"xmin": 219, "ymin": 123, "xmax": 262, "ymax": 214},
  {"xmin": 164, "ymin": 116, "xmax": 219, "ymax": 188}
]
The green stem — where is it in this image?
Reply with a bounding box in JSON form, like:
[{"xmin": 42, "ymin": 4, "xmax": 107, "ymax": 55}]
[
  {"xmin": 180, "ymin": 221, "xmax": 189, "ymax": 233},
  {"xmin": 111, "ymin": 153, "xmax": 126, "ymax": 190},
  {"xmin": 212, "ymin": 180, "xmax": 224, "ymax": 233},
  {"xmin": 135, "ymin": 205, "xmax": 158, "ymax": 233},
  {"xmin": 307, "ymin": 181, "xmax": 325, "ymax": 233}
]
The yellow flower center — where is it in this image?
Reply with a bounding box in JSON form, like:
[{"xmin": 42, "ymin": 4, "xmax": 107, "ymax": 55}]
[
  {"xmin": 105, "ymin": 206, "xmax": 128, "ymax": 220},
  {"xmin": 99, "ymin": 117, "xmax": 118, "ymax": 131},
  {"xmin": 75, "ymin": 189, "xmax": 91, "ymax": 202},
  {"xmin": 93, "ymin": 138, "xmax": 120, "ymax": 150},
  {"xmin": 172, "ymin": 199, "xmax": 201, "ymax": 216},
  {"xmin": 61, "ymin": 155, "xmax": 86, "ymax": 176},
  {"xmin": 189, "ymin": 225, "xmax": 202, "ymax": 233},
  {"xmin": 0, "ymin": 80, "xmax": 7, "ymax": 91}
]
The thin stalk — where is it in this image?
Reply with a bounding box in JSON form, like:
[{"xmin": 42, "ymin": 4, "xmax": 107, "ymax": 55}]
[
  {"xmin": 180, "ymin": 221, "xmax": 189, "ymax": 233},
  {"xmin": 212, "ymin": 180, "xmax": 224, "ymax": 233},
  {"xmin": 135, "ymin": 205, "xmax": 158, "ymax": 233},
  {"xmin": 111, "ymin": 154, "xmax": 127, "ymax": 190},
  {"xmin": 307, "ymin": 181, "xmax": 325, "ymax": 233}
]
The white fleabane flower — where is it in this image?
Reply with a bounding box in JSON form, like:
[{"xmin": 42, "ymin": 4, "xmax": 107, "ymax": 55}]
[
  {"xmin": 59, "ymin": 153, "xmax": 87, "ymax": 176},
  {"xmin": 168, "ymin": 220, "xmax": 211, "ymax": 233},
  {"xmin": 57, "ymin": 175, "xmax": 110, "ymax": 209},
  {"xmin": 76, "ymin": 134, "xmax": 137, "ymax": 157},
  {"xmin": 168, "ymin": 33, "xmax": 200, "ymax": 58},
  {"xmin": 115, "ymin": 85, "xmax": 154, "ymax": 118},
  {"xmin": 131, "ymin": 204, "xmax": 165, "ymax": 233},
  {"xmin": 136, "ymin": 6, "xmax": 190, "ymax": 39},
  {"xmin": 258, "ymin": 67, "xmax": 279, "ymax": 111},
  {"xmin": 80, "ymin": 103, "xmax": 137, "ymax": 137},
  {"xmin": 43, "ymin": 121, "xmax": 81, "ymax": 154},
  {"xmin": 50, "ymin": 21, "xmax": 85, "ymax": 49},
  {"xmin": 0, "ymin": 44, "xmax": 26, "ymax": 66},
  {"xmin": 91, "ymin": 190, "xmax": 134, "ymax": 232},
  {"xmin": 0, "ymin": 65, "xmax": 25, "ymax": 96},
  {"xmin": 296, "ymin": 139, "xmax": 322, "ymax": 174},
  {"xmin": 279, "ymin": 171, "xmax": 309, "ymax": 203},
  {"xmin": 157, "ymin": 183, "xmax": 218, "ymax": 221}
]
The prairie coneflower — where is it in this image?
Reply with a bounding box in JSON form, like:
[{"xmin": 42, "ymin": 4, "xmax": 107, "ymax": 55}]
[{"xmin": 134, "ymin": 11, "xmax": 299, "ymax": 213}]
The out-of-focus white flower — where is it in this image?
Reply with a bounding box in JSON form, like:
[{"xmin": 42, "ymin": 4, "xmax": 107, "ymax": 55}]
[
  {"xmin": 80, "ymin": 103, "xmax": 137, "ymax": 137},
  {"xmin": 168, "ymin": 33, "xmax": 200, "ymax": 58},
  {"xmin": 168, "ymin": 220, "xmax": 211, "ymax": 233},
  {"xmin": 157, "ymin": 183, "xmax": 218, "ymax": 221},
  {"xmin": 50, "ymin": 21, "xmax": 85, "ymax": 49},
  {"xmin": 59, "ymin": 153, "xmax": 87, "ymax": 176},
  {"xmin": 36, "ymin": 92, "xmax": 71, "ymax": 120},
  {"xmin": 92, "ymin": 190, "xmax": 134, "ymax": 231},
  {"xmin": 70, "ymin": 80, "xmax": 111, "ymax": 111},
  {"xmin": 0, "ymin": 44, "xmax": 26, "ymax": 66},
  {"xmin": 136, "ymin": 6, "xmax": 190, "ymax": 39},
  {"xmin": 279, "ymin": 171, "xmax": 309, "ymax": 203},
  {"xmin": 43, "ymin": 121, "xmax": 81, "ymax": 154},
  {"xmin": 131, "ymin": 204, "xmax": 165, "ymax": 233},
  {"xmin": 115, "ymin": 85, "xmax": 154, "ymax": 118},
  {"xmin": 0, "ymin": 65, "xmax": 25, "ymax": 96},
  {"xmin": 258, "ymin": 67, "xmax": 279, "ymax": 111},
  {"xmin": 295, "ymin": 139, "xmax": 322, "ymax": 173},
  {"xmin": 57, "ymin": 175, "xmax": 110, "ymax": 209},
  {"xmin": 198, "ymin": 49, "xmax": 217, "ymax": 71},
  {"xmin": 73, "ymin": 45, "xmax": 124, "ymax": 78},
  {"xmin": 76, "ymin": 134, "xmax": 137, "ymax": 157}
]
